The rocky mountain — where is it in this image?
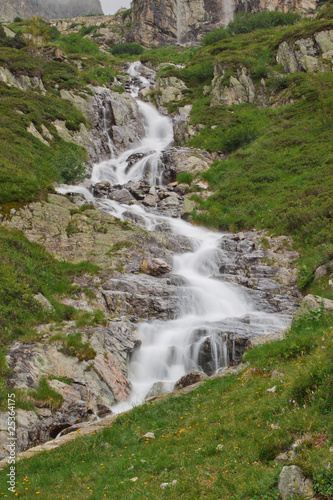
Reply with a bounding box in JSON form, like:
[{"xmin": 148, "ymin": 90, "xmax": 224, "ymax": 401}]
[
  {"xmin": 130, "ymin": 0, "xmax": 320, "ymax": 46},
  {"xmin": 0, "ymin": 0, "xmax": 103, "ymax": 22}
]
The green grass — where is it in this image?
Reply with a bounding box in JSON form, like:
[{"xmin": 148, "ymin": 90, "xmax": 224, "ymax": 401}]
[
  {"xmin": 28, "ymin": 377, "xmax": 64, "ymax": 411},
  {"xmin": 0, "ymin": 80, "xmax": 87, "ymax": 203},
  {"xmin": 1, "ymin": 312, "xmax": 331, "ymax": 499},
  {"xmin": 189, "ymin": 72, "xmax": 333, "ymax": 280}
]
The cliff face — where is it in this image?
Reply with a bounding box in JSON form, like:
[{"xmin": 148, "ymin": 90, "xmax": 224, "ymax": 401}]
[
  {"xmin": 130, "ymin": 0, "xmax": 227, "ymax": 46},
  {"xmin": 130, "ymin": 0, "xmax": 318, "ymax": 46},
  {"xmin": 0, "ymin": 0, "xmax": 103, "ymax": 22}
]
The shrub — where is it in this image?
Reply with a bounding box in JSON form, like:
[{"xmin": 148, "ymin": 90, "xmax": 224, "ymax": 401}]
[
  {"xmin": 177, "ymin": 172, "xmax": 193, "ymax": 184},
  {"xmin": 121, "ymin": 9, "xmax": 131, "ymax": 20},
  {"xmin": 228, "ymin": 11, "xmax": 301, "ymax": 35},
  {"xmin": 202, "ymin": 27, "xmax": 231, "ymax": 45},
  {"xmin": 58, "ymin": 33, "xmax": 100, "ymax": 55},
  {"xmin": 13, "ymin": 17, "xmax": 24, "ymax": 23},
  {"xmin": 111, "ymin": 43, "xmax": 144, "ymax": 56}
]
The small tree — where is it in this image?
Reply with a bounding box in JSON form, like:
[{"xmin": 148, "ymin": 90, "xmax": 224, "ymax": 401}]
[{"xmin": 25, "ymin": 17, "xmax": 51, "ymax": 55}]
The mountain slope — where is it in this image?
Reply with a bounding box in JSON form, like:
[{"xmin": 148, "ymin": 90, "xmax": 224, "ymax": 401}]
[{"xmin": 0, "ymin": 0, "xmax": 103, "ymax": 22}]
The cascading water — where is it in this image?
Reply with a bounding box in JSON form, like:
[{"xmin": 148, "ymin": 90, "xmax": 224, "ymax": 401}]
[
  {"xmin": 57, "ymin": 62, "xmax": 290, "ymax": 413},
  {"xmin": 177, "ymin": 0, "xmax": 182, "ymax": 44}
]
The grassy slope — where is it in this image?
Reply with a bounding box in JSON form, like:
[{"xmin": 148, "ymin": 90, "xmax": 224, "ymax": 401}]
[
  {"xmin": 0, "ymin": 312, "xmax": 331, "ymax": 498},
  {"xmin": 154, "ymin": 12, "xmax": 333, "ymax": 297}
]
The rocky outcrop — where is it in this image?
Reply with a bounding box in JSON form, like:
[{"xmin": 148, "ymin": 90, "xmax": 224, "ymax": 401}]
[
  {"xmin": 276, "ymin": 30, "xmax": 333, "ymax": 73},
  {"xmin": 0, "ymin": 67, "xmax": 46, "ymax": 94},
  {"xmin": 211, "ymin": 65, "xmax": 264, "ymax": 106},
  {"xmin": 129, "ymin": 0, "xmax": 226, "ymax": 46},
  {"xmin": 59, "ymin": 87, "xmax": 145, "ymax": 162},
  {"xmin": 236, "ymin": 0, "xmax": 318, "ymax": 15},
  {"xmin": 0, "ymin": 0, "xmax": 103, "ymax": 22},
  {"xmin": 1, "ymin": 194, "xmax": 173, "ymax": 272},
  {"xmin": 128, "ymin": 0, "xmax": 320, "ymax": 47}
]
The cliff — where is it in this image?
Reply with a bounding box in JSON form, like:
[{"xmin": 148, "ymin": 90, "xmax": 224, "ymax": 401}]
[
  {"xmin": 0, "ymin": 0, "xmax": 103, "ymax": 22},
  {"xmin": 129, "ymin": 0, "xmax": 319, "ymax": 46}
]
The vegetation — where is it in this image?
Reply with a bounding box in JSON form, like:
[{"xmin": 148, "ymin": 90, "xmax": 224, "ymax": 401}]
[
  {"xmin": 111, "ymin": 42, "xmax": 144, "ymax": 56},
  {"xmin": 202, "ymin": 10, "xmax": 301, "ymax": 45},
  {"xmin": 1, "ymin": 312, "xmax": 331, "ymax": 498}
]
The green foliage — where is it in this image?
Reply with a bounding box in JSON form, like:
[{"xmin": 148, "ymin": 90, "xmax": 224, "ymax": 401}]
[
  {"xmin": 121, "ymin": 9, "xmax": 131, "ymax": 20},
  {"xmin": 51, "ymin": 332, "xmax": 96, "ymax": 361},
  {"xmin": 0, "ymin": 25, "xmax": 26, "ymax": 49},
  {"xmin": 189, "ymin": 73, "xmax": 333, "ymax": 261},
  {"xmin": 111, "ymin": 84, "xmax": 125, "ymax": 93},
  {"xmin": 28, "ymin": 377, "xmax": 63, "ymax": 410},
  {"xmin": 141, "ymin": 46, "xmax": 198, "ymax": 67},
  {"xmin": 13, "ymin": 17, "xmax": 23, "ymax": 23},
  {"xmin": 0, "ymin": 77, "xmax": 88, "ymax": 203},
  {"xmin": 202, "ymin": 10, "xmax": 301, "ymax": 45},
  {"xmin": 228, "ymin": 10, "xmax": 301, "ymax": 35},
  {"xmin": 177, "ymin": 172, "xmax": 193, "ymax": 184},
  {"xmin": 58, "ymin": 33, "xmax": 100, "ymax": 55},
  {"xmin": 0, "ymin": 226, "xmax": 98, "ymax": 343},
  {"xmin": 111, "ymin": 42, "xmax": 144, "ymax": 56}
]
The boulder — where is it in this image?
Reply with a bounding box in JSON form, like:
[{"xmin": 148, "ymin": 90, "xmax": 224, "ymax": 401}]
[
  {"xmin": 174, "ymin": 369, "xmax": 208, "ymax": 390},
  {"xmin": 140, "ymin": 258, "xmax": 172, "ymax": 276},
  {"xmin": 278, "ymin": 465, "xmax": 314, "ymax": 499}
]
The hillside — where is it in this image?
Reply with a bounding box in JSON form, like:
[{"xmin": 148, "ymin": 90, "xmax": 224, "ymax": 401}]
[
  {"xmin": 0, "ymin": 0, "xmax": 103, "ymax": 23},
  {"xmin": 0, "ymin": 4, "xmax": 332, "ymax": 499}
]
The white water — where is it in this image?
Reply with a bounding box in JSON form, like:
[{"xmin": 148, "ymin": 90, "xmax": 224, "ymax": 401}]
[
  {"xmin": 177, "ymin": 0, "xmax": 182, "ymax": 44},
  {"xmin": 57, "ymin": 62, "xmax": 290, "ymax": 413}
]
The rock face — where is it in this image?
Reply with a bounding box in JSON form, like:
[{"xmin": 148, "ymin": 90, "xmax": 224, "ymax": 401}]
[
  {"xmin": 236, "ymin": 0, "xmax": 317, "ymax": 15},
  {"xmin": 276, "ymin": 31, "xmax": 333, "ymax": 73},
  {"xmin": 0, "ymin": 0, "xmax": 103, "ymax": 22},
  {"xmin": 129, "ymin": 0, "xmax": 319, "ymax": 47},
  {"xmin": 129, "ymin": 0, "xmax": 226, "ymax": 46},
  {"xmin": 211, "ymin": 66, "xmax": 257, "ymax": 106}
]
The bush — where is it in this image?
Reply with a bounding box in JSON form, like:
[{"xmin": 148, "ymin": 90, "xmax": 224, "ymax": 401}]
[
  {"xmin": 121, "ymin": 9, "xmax": 131, "ymax": 20},
  {"xmin": 13, "ymin": 17, "xmax": 24, "ymax": 23},
  {"xmin": 58, "ymin": 33, "xmax": 100, "ymax": 55},
  {"xmin": 111, "ymin": 43, "xmax": 144, "ymax": 56},
  {"xmin": 228, "ymin": 11, "xmax": 301, "ymax": 35},
  {"xmin": 202, "ymin": 10, "xmax": 301, "ymax": 45}
]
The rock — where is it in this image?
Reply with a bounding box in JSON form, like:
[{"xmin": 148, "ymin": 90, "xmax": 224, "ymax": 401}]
[
  {"xmin": 142, "ymin": 194, "xmax": 157, "ymax": 207},
  {"xmin": 3, "ymin": 194, "xmax": 172, "ymax": 273},
  {"xmin": 276, "ymin": 42, "xmax": 301, "ymax": 73},
  {"xmin": 27, "ymin": 123, "xmax": 50, "ymax": 147},
  {"xmin": 140, "ymin": 258, "xmax": 172, "ymax": 277},
  {"xmin": 294, "ymin": 294, "xmax": 333, "ymax": 320},
  {"xmin": 162, "ymin": 148, "xmax": 212, "ymax": 177},
  {"xmin": 275, "ymin": 450, "xmax": 297, "ymax": 462},
  {"xmin": 155, "ymin": 77, "xmax": 187, "ymax": 106},
  {"xmin": 160, "ymin": 480, "xmax": 177, "ymax": 490},
  {"xmin": 145, "ymin": 382, "xmax": 168, "ymax": 400},
  {"xmin": 211, "ymin": 67, "xmax": 256, "ymax": 107},
  {"xmin": 141, "ymin": 432, "xmax": 155, "ymax": 440},
  {"xmin": 276, "ymin": 31, "xmax": 333, "ymax": 75},
  {"xmin": 266, "ymin": 386, "xmax": 276, "ymax": 393},
  {"xmin": 174, "ymin": 369, "xmax": 208, "ymax": 390},
  {"xmin": 34, "ymin": 293, "xmax": 55, "ymax": 312},
  {"xmin": 109, "ymin": 189, "xmax": 135, "ymax": 205},
  {"xmin": 278, "ymin": 465, "xmax": 314, "ymax": 500},
  {"xmin": 181, "ymin": 199, "xmax": 197, "ymax": 220},
  {"xmin": 130, "ymin": 477, "xmax": 138, "ymax": 482}
]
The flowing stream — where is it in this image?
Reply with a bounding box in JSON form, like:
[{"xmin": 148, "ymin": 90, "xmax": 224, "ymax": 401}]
[{"xmin": 57, "ymin": 63, "xmax": 290, "ymax": 413}]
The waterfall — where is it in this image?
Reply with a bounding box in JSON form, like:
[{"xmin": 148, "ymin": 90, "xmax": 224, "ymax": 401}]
[
  {"xmin": 57, "ymin": 63, "xmax": 291, "ymax": 413},
  {"xmin": 177, "ymin": 0, "xmax": 182, "ymax": 44},
  {"xmin": 223, "ymin": 0, "xmax": 235, "ymax": 27}
]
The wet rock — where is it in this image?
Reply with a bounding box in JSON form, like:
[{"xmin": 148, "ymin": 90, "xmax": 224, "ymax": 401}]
[
  {"xmin": 181, "ymin": 199, "xmax": 197, "ymax": 220},
  {"xmin": 162, "ymin": 148, "xmax": 212, "ymax": 177},
  {"xmin": 145, "ymin": 382, "xmax": 168, "ymax": 400},
  {"xmin": 174, "ymin": 369, "xmax": 208, "ymax": 390},
  {"xmin": 278, "ymin": 465, "xmax": 314, "ymax": 499},
  {"xmin": 108, "ymin": 188, "xmax": 135, "ymax": 205},
  {"xmin": 140, "ymin": 258, "xmax": 172, "ymax": 276}
]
